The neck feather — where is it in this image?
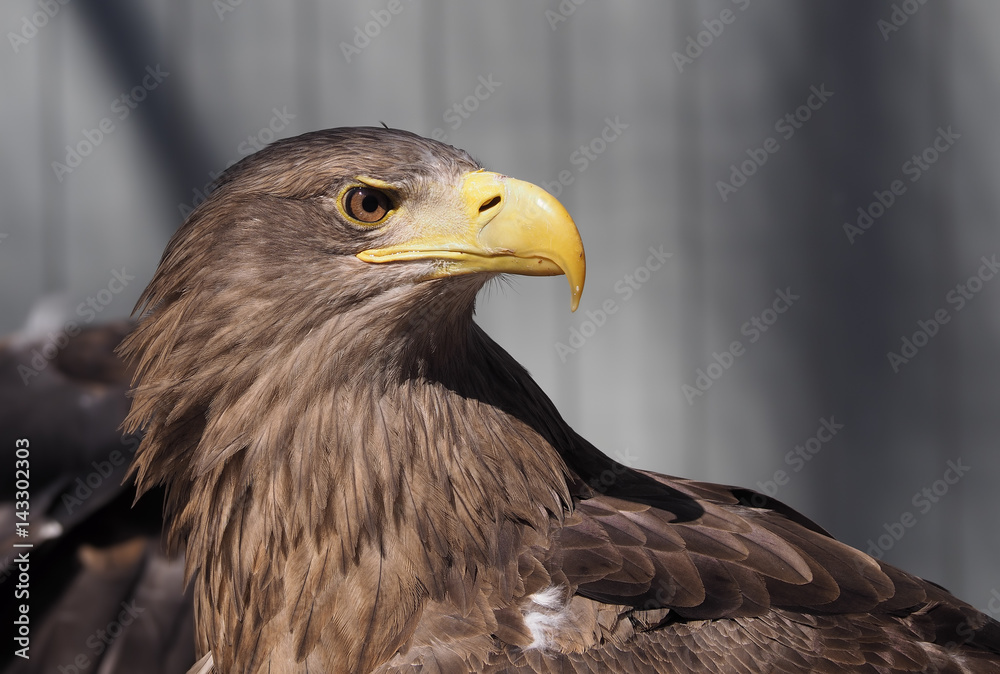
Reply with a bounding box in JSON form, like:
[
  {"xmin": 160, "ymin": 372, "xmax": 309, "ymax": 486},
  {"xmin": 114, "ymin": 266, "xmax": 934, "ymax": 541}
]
[{"xmin": 123, "ymin": 285, "xmax": 574, "ymax": 671}]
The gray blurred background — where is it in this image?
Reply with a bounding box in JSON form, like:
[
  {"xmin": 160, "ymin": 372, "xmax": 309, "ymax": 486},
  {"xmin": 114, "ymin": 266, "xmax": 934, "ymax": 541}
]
[{"xmin": 1, "ymin": 0, "xmax": 998, "ymax": 612}]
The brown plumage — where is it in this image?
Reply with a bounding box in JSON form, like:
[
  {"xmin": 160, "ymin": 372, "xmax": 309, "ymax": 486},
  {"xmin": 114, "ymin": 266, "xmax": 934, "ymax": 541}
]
[{"xmin": 118, "ymin": 127, "xmax": 1000, "ymax": 673}]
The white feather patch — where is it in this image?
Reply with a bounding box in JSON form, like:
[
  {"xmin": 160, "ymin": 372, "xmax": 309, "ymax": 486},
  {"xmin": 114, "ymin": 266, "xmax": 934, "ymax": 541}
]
[
  {"xmin": 186, "ymin": 651, "xmax": 214, "ymax": 674},
  {"xmin": 523, "ymin": 586, "xmax": 569, "ymax": 651}
]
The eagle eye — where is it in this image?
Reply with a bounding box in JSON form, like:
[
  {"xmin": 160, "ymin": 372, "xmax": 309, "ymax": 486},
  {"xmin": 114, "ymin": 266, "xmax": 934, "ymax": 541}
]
[{"xmin": 343, "ymin": 186, "xmax": 392, "ymax": 225}]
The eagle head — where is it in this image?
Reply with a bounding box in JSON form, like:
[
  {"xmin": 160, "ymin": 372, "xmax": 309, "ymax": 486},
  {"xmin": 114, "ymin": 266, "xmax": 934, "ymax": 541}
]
[{"xmin": 118, "ymin": 127, "xmax": 586, "ymax": 672}]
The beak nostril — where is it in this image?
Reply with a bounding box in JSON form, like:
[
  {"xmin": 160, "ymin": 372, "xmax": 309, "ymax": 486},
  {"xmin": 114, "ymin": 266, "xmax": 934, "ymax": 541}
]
[{"xmin": 479, "ymin": 196, "xmax": 501, "ymax": 213}]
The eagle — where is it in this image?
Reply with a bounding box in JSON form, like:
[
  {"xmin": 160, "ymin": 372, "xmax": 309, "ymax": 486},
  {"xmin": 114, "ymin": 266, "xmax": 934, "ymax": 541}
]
[{"xmin": 112, "ymin": 127, "xmax": 999, "ymax": 673}]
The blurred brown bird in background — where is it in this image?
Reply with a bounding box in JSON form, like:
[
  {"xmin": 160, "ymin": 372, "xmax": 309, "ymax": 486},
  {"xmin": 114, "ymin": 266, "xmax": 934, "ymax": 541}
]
[
  {"xmin": 1, "ymin": 321, "xmax": 195, "ymax": 674},
  {"xmin": 5, "ymin": 127, "xmax": 1000, "ymax": 673}
]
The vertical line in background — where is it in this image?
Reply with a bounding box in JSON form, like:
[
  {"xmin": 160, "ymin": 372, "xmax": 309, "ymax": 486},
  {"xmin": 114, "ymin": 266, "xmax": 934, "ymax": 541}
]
[
  {"xmin": 172, "ymin": 0, "xmax": 192, "ymax": 223},
  {"xmin": 674, "ymin": 2, "xmax": 707, "ymax": 478},
  {"xmin": 815, "ymin": 2, "xmax": 898, "ymax": 541},
  {"xmin": 928, "ymin": 0, "xmax": 962, "ymax": 592},
  {"xmin": 40, "ymin": 10, "xmax": 66, "ymax": 294},
  {"xmin": 73, "ymin": 0, "xmax": 215, "ymax": 211},
  {"xmin": 295, "ymin": 0, "xmax": 321, "ymax": 132},
  {"xmin": 545, "ymin": 1, "xmax": 578, "ymax": 417},
  {"xmin": 420, "ymin": 1, "xmax": 446, "ymax": 135},
  {"xmin": 171, "ymin": 0, "xmax": 191, "ymax": 87}
]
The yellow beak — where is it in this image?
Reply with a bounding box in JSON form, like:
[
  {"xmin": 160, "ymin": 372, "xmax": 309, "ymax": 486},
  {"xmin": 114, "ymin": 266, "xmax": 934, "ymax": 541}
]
[{"xmin": 356, "ymin": 171, "xmax": 586, "ymax": 311}]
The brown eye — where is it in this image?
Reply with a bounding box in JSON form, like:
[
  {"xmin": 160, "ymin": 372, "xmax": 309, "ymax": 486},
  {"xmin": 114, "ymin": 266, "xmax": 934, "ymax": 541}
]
[{"xmin": 343, "ymin": 187, "xmax": 392, "ymax": 224}]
